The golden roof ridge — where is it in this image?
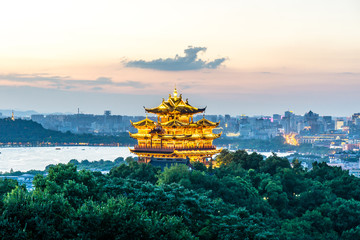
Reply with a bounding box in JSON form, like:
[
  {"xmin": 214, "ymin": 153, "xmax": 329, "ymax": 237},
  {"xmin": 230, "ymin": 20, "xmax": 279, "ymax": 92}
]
[
  {"xmin": 144, "ymin": 88, "xmax": 206, "ymax": 115},
  {"xmin": 131, "ymin": 117, "xmax": 156, "ymax": 127}
]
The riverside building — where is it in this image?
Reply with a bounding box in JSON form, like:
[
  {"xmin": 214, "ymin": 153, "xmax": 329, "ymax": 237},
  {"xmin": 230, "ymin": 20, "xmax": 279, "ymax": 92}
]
[{"xmin": 129, "ymin": 88, "xmax": 221, "ymax": 166}]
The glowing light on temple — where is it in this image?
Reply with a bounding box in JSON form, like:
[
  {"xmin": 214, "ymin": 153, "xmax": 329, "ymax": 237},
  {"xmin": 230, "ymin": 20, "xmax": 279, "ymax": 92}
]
[
  {"xmin": 129, "ymin": 88, "xmax": 222, "ymax": 163},
  {"xmin": 284, "ymin": 133, "xmax": 299, "ymax": 146}
]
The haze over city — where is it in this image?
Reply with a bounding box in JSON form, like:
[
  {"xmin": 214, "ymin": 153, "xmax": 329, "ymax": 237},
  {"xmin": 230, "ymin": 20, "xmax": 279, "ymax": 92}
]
[{"xmin": 0, "ymin": 0, "xmax": 359, "ymax": 116}]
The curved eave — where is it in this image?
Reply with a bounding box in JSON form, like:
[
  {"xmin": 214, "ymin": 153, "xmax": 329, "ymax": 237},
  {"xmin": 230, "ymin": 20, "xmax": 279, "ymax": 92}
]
[
  {"xmin": 144, "ymin": 101, "xmax": 172, "ymax": 114},
  {"xmin": 196, "ymin": 122, "xmax": 220, "ymax": 127},
  {"xmin": 145, "ymin": 106, "xmax": 206, "ymax": 115},
  {"xmin": 131, "ymin": 149, "xmax": 222, "ymax": 157},
  {"xmin": 195, "ymin": 118, "xmax": 219, "ymax": 127},
  {"xmin": 174, "ymin": 149, "xmax": 222, "ymax": 155},
  {"xmin": 145, "ymin": 108, "xmax": 171, "ymax": 114},
  {"xmin": 210, "ymin": 133, "xmax": 222, "ymax": 139},
  {"xmin": 130, "ymin": 148, "xmax": 175, "ymax": 154},
  {"xmin": 158, "ymin": 134, "xmax": 192, "ymax": 140},
  {"xmin": 187, "ymin": 133, "xmax": 222, "ymax": 140},
  {"xmin": 129, "ymin": 133, "xmax": 152, "ymax": 139},
  {"xmin": 131, "ymin": 123, "xmax": 156, "ymax": 128},
  {"xmin": 130, "ymin": 119, "xmax": 156, "ymax": 128},
  {"xmin": 160, "ymin": 123, "xmax": 216, "ymax": 128},
  {"xmin": 160, "ymin": 120, "xmax": 189, "ymax": 127},
  {"xmin": 173, "ymin": 107, "xmax": 206, "ymax": 114}
]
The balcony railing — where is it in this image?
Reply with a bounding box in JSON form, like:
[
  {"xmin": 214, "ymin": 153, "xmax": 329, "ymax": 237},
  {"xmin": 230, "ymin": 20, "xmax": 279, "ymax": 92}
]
[{"xmin": 133, "ymin": 145, "xmax": 216, "ymax": 152}]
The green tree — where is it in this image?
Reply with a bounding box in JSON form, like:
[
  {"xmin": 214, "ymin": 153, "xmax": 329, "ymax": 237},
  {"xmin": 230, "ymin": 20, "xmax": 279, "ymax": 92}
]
[
  {"xmin": 33, "ymin": 164, "xmax": 100, "ymax": 207},
  {"xmin": 110, "ymin": 161, "xmax": 160, "ymax": 184},
  {"xmin": 0, "ymin": 217, "xmax": 27, "ymax": 240},
  {"xmin": 2, "ymin": 187, "xmax": 75, "ymax": 239},
  {"xmin": 0, "ymin": 178, "xmax": 19, "ymax": 198},
  {"xmin": 295, "ymin": 181, "xmax": 334, "ymax": 214},
  {"xmin": 75, "ymin": 197, "xmax": 194, "ymax": 240},
  {"xmin": 280, "ymin": 210, "xmax": 337, "ymax": 240},
  {"xmin": 261, "ymin": 179, "xmax": 289, "ymax": 212},
  {"xmin": 244, "ymin": 152, "xmax": 264, "ymax": 170},
  {"xmin": 215, "ymin": 149, "xmax": 234, "ymax": 166},
  {"xmin": 341, "ymin": 226, "xmax": 360, "ymax": 240},
  {"xmin": 319, "ymin": 198, "xmax": 360, "ymax": 234},
  {"xmin": 192, "ymin": 161, "xmax": 207, "ymax": 171},
  {"xmin": 157, "ymin": 164, "xmax": 190, "ymax": 185},
  {"xmin": 260, "ymin": 154, "xmax": 291, "ymax": 175}
]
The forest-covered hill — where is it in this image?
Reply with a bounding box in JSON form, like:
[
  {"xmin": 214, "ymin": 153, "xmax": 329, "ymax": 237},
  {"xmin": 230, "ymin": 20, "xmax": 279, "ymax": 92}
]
[
  {"xmin": 0, "ymin": 118, "xmax": 135, "ymax": 145},
  {"xmin": 1, "ymin": 151, "xmax": 360, "ymax": 239}
]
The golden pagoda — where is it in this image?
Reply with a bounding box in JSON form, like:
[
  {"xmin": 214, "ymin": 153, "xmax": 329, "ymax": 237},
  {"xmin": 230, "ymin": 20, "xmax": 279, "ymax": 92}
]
[{"xmin": 129, "ymin": 88, "xmax": 222, "ymax": 164}]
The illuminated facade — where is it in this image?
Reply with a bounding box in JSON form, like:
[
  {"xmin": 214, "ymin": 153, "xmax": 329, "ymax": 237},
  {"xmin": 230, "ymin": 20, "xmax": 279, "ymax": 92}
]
[
  {"xmin": 284, "ymin": 132, "xmax": 299, "ymax": 146},
  {"xmin": 130, "ymin": 88, "xmax": 221, "ymax": 163}
]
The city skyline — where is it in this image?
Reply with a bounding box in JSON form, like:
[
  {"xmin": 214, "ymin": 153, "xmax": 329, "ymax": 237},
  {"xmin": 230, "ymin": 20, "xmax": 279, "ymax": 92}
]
[
  {"xmin": 1, "ymin": 85, "xmax": 360, "ymax": 117},
  {"xmin": 1, "ymin": 105, "xmax": 358, "ymax": 119},
  {"xmin": 0, "ymin": 0, "xmax": 359, "ymax": 116}
]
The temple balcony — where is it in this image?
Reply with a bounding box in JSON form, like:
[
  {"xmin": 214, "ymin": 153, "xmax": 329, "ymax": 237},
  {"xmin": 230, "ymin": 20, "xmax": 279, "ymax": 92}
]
[{"xmin": 133, "ymin": 145, "xmax": 217, "ymax": 153}]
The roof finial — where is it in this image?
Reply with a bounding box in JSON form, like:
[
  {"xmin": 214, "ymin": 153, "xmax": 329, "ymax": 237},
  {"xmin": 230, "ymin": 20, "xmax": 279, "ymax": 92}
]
[
  {"xmin": 11, "ymin": 111, "xmax": 15, "ymax": 121},
  {"xmin": 173, "ymin": 85, "xmax": 178, "ymax": 99}
]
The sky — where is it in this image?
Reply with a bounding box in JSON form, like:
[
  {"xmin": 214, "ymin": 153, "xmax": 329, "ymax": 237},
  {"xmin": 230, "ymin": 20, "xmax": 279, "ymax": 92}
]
[{"xmin": 0, "ymin": 0, "xmax": 359, "ymax": 117}]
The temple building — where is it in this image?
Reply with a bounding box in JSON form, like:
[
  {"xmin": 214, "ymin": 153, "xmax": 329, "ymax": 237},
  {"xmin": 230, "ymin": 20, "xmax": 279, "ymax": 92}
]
[{"xmin": 129, "ymin": 88, "xmax": 221, "ymax": 166}]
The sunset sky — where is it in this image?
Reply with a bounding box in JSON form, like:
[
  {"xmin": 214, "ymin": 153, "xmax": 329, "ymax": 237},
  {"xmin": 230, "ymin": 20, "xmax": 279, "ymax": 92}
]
[{"xmin": 0, "ymin": 0, "xmax": 359, "ymax": 116}]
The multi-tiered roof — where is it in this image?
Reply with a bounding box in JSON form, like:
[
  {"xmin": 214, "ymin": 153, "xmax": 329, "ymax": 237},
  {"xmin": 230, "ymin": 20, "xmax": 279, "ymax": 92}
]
[
  {"xmin": 144, "ymin": 88, "xmax": 205, "ymax": 115},
  {"xmin": 130, "ymin": 88, "xmax": 221, "ymax": 163}
]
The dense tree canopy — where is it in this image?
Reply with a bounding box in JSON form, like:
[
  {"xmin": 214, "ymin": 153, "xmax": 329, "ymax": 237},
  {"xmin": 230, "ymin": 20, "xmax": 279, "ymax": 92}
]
[{"xmin": 1, "ymin": 149, "xmax": 360, "ymax": 239}]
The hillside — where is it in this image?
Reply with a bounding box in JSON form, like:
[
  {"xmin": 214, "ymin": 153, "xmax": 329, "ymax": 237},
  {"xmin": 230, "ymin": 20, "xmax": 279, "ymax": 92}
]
[
  {"xmin": 1, "ymin": 152, "xmax": 360, "ymax": 239},
  {"xmin": 0, "ymin": 118, "xmax": 135, "ymax": 145}
]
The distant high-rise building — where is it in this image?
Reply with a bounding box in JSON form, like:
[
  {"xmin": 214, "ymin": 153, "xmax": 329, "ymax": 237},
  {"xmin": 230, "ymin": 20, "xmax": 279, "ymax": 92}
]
[
  {"xmin": 323, "ymin": 116, "xmax": 332, "ymax": 124},
  {"xmin": 355, "ymin": 118, "xmax": 360, "ymax": 126},
  {"xmin": 322, "ymin": 116, "xmax": 333, "ymax": 131},
  {"xmin": 352, "ymin": 113, "xmax": 360, "ymax": 125},
  {"xmin": 282, "ymin": 111, "xmax": 296, "ymax": 134},
  {"xmin": 304, "ymin": 110, "xmax": 320, "ymax": 134},
  {"xmin": 284, "ymin": 111, "xmax": 293, "ymax": 119},
  {"xmin": 239, "ymin": 115, "xmax": 248, "ymax": 124},
  {"xmin": 272, "ymin": 114, "xmax": 281, "ymax": 124},
  {"xmin": 335, "ymin": 119, "xmax": 345, "ymax": 130},
  {"xmin": 225, "ymin": 114, "xmax": 230, "ymax": 123},
  {"xmin": 207, "ymin": 115, "xmax": 218, "ymax": 122}
]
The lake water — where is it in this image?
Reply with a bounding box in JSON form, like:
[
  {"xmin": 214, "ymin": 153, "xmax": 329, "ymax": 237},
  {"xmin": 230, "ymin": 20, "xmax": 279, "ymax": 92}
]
[
  {"xmin": 0, "ymin": 146, "xmax": 292, "ymax": 172},
  {"xmin": 0, "ymin": 146, "xmax": 135, "ymax": 172},
  {"xmin": 248, "ymin": 152, "xmax": 293, "ymax": 158}
]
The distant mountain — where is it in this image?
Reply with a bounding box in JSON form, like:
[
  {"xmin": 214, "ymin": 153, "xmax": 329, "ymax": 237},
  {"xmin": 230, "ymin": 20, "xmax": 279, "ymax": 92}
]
[
  {"xmin": 0, "ymin": 118, "xmax": 135, "ymax": 145},
  {"xmin": 0, "ymin": 109, "xmax": 39, "ymax": 118},
  {"xmin": 0, "ymin": 109, "xmax": 75, "ymax": 118}
]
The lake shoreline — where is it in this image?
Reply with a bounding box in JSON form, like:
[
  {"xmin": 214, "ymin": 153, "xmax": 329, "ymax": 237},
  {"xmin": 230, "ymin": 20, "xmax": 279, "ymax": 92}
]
[
  {"xmin": 0, "ymin": 144, "xmax": 132, "ymax": 148},
  {"xmin": 0, "ymin": 146, "xmax": 135, "ymax": 172}
]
